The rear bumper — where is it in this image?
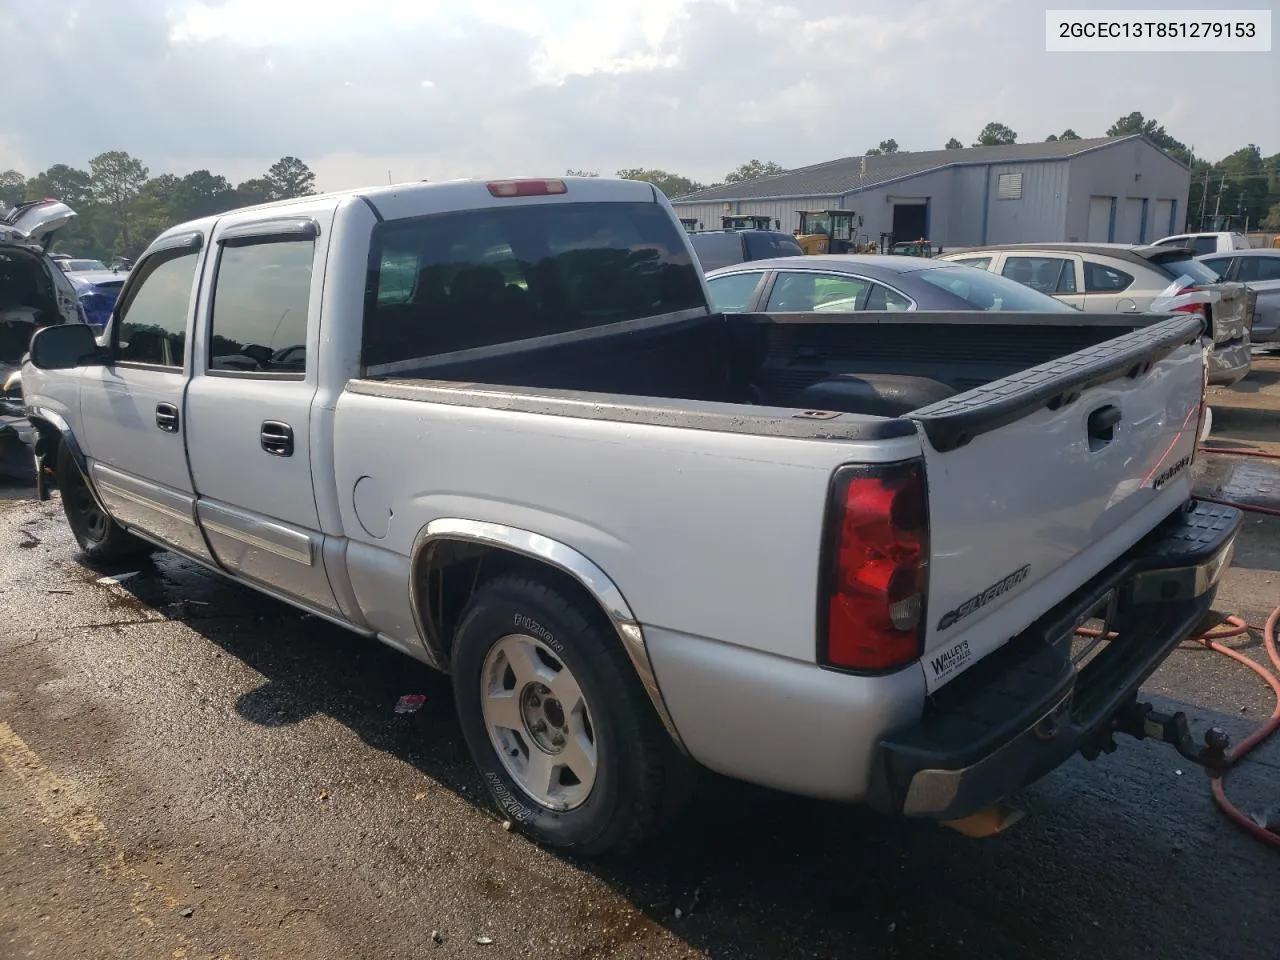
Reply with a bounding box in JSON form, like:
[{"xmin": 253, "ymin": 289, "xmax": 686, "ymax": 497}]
[
  {"xmin": 867, "ymin": 499, "xmax": 1242, "ymax": 821},
  {"xmin": 1206, "ymin": 339, "xmax": 1252, "ymax": 385}
]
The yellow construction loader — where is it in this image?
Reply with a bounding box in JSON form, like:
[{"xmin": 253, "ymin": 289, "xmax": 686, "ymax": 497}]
[{"xmin": 793, "ymin": 210, "xmax": 867, "ymax": 254}]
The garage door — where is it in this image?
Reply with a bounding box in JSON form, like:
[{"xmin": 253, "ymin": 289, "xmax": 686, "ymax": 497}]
[
  {"xmin": 1154, "ymin": 199, "xmax": 1175, "ymax": 236},
  {"xmin": 1122, "ymin": 198, "xmax": 1145, "ymax": 243},
  {"xmin": 1087, "ymin": 197, "xmax": 1114, "ymax": 242}
]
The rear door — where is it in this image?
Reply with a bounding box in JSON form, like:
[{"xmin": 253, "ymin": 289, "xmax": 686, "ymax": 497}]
[
  {"xmin": 1082, "ymin": 257, "xmax": 1143, "ymax": 312},
  {"xmin": 78, "ymin": 233, "xmax": 216, "ymax": 560},
  {"xmin": 998, "ymin": 253, "xmax": 1085, "ymax": 308},
  {"xmin": 182, "ymin": 207, "xmax": 341, "ymax": 615},
  {"xmin": 911, "ymin": 314, "xmax": 1207, "ymax": 691},
  {"xmin": 764, "ymin": 270, "xmax": 869, "ymax": 312}
]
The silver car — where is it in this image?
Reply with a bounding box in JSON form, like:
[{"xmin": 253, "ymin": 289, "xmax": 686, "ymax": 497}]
[
  {"xmin": 1198, "ymin": 249, "xmax": 1280, "ymax": 346},
  {"xmin": 939, "ymin": 243, "xmax": 1254, "ymax": 385}
]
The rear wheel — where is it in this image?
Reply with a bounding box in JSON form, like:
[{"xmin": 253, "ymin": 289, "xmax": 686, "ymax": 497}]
[
  {"xmin": 451, "ymin": 574, "xmax": 692, "ymax": 856},
  {"xmin": 55, "ymin": 439, "xmax": 152, "ymax": 561}
]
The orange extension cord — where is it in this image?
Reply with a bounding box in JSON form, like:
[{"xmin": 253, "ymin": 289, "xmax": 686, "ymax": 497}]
[{"xmin": 1092, "ymin": 444, "xmax": 1280, "ymax": 849}]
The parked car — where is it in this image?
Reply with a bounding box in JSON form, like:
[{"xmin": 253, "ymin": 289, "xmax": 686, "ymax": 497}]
[
  {"xmin": 1197, "ymin": 249, "xmax": 1280, "ymax": 346},
  {"xmin": 23, "ymin": 176, "xmax": 1239, "ymax": 857},
  {"xmin": 0, "ymin": 199, "xmax": 92, "ymax": 474},
  {"xmin": 938, "ymin": 243, "xmax": 1254, "ymax": 385},
  {"xmin": 704, "ymin": 255, "xmax": 1080, "ymax": 314},
  {"xmin": 68, "ymin": 272, "xmax": 126, "ymax": 332},
  {"xmin": 688, "ymin": 228, "xmax": 804, "ymax": 272},
  {"xmin": 57, "ymin": 257, "xmax": 111, "ymax": 273},
  {"xmin": 1152, "ymin": 231, "xmax": 1252, "ymax": 255},
  {"xmin": 1, "ymin": 199, "xmax": 91, "ymax": 387}
]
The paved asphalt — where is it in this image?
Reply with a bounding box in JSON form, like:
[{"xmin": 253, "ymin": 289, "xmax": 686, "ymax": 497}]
[{"xmin": 1, "ymin": 367, "xmax": 1278, "ymax": 959}]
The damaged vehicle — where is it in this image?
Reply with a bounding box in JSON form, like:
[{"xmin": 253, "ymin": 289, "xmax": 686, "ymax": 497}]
[{"xmin": 1, "ymin": 199, "xmax": 91, "ymax": 479}]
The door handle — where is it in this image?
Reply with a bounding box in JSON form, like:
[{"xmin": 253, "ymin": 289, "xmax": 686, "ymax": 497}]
[
  {"xmin": 1087, "ymin": 404, "xmax": 1121, "ymax": 449},
  {"xmin": 156, "ymin": 403, "xmax": 180, "ymax": 433},
  {"xmin": 260, "ymin": 420, "xmax": 294, "ymax": 457}
]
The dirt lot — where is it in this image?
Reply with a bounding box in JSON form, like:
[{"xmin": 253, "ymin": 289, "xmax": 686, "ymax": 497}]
[{"xmin": 1, "ymin": 356, "xmax": 1278, "ymax": 960}]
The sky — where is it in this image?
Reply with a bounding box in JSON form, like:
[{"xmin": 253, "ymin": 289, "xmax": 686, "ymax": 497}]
[{"xmin": 4, "ymin": 0, "xmax": 1277, "ymax": 192}]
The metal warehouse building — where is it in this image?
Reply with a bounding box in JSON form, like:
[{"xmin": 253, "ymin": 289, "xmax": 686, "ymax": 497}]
[{"xmin": 671, "ymin": 135, "xmax": 1191, "ymax": 250}]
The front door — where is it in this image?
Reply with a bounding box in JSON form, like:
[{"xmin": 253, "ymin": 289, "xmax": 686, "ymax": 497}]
[
  {"xmin": 78, "ymin": 234, "xmax": 215, "ymax": 560},
  {"xmin": 182, "ymin": 212, "xmax": 340, "ymax": 615}
]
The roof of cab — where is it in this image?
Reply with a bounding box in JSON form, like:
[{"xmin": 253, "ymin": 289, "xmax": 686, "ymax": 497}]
[{"xmin": 148, "ymin": 176, "xmax": 664, "ymax": 249}]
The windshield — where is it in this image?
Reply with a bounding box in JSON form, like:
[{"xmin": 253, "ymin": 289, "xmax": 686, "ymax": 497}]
[
  {"xmin": 63, "ymin": 259, "xmax": 108, "ymax": 272},
  {"xmin": 913, "ymin": 265, "xmax": 1077, "ymax": 312},
  {"xmin": 1150, "ymin": 255, "xmax": 1221, "ymax": 286}
]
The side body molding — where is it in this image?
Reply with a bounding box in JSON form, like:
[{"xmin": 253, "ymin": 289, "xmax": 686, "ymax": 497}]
[{"xmin": 411, "ymin": 518, "xmax": 687, "ymax": 753}]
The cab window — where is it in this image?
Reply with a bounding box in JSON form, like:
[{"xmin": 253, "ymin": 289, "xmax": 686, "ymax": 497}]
[{"xmin": 114, "ymin": 250, "xmax": 199, "ymax": 368}]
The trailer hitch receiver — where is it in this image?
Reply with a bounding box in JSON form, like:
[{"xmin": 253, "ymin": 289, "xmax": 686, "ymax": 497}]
[{"xmin": 1106, "ymin": 701, "xmax": 1232, "ymax": 777}]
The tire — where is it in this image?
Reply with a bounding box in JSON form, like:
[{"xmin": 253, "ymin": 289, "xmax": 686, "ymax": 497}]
[
  {"xmin": 55, "ymin": 439, "xmax": 153, "ymax": 561},
  {"xmin": 450, "ymin": 574, "xmax": 692, "ymax": 857}
]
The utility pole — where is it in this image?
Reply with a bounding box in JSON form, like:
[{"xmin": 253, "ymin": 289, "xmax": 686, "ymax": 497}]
[
  {"xmin": 1197, "ymin": 166, "xmax": 1211, "ymax": 228},
  {"xmin": 1211, "ymin": 174, "xmax": 1227, "ymax": 228}
]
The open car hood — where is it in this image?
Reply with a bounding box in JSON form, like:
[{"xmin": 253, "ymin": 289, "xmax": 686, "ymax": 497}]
[{"xmin": 0, "ymin": 199, "xmax": 78, "ymax": 250}]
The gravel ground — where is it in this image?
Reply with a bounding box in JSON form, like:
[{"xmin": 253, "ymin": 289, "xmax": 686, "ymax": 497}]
[{"xmin": 1, "ymin": 357, "xmax": 1277, "ymax": 960}]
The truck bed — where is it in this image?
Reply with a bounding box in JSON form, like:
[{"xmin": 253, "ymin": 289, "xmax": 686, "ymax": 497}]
[{"xmin": 359, "ymin": 309, "xmax": 1191, "ymax": 430}]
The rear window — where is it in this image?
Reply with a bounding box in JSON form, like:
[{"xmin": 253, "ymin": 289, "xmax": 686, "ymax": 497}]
[
  {"xmin": 363, "ymin": 201, "xmax": 704, "ymax": 367},
  {"xmin": 1150, "ymin": 255, "xmax": 1221, "ymax": 286},
  {"xmin": 913, "ymin": 265, "xmax": 1077, "ymax": 312},
  {"xmin": 743, "ymin": 232, "xmax": 804, "ymax": 260}
]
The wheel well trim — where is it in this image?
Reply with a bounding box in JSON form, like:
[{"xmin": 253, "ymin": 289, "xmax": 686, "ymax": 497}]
[
  {"xmin": 410, "ymin": 518, "xmax": 687, "ymax": 753},
  {"xmin": 26, "ymin": 407, "xmax": 110, "ymax": 512}
]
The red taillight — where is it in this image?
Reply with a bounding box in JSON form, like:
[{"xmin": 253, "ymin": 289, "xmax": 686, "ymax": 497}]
[
  {"xmin": 820, "ymin": 460, "xmax": 929, "ymax": 671},
  {"xmin": 1170, "ymin": 286, "xmax": 1204, "ymax": 314},
  {"xmin": 486, "ymin": 179, "xmax": 568, "ymax": 198}
]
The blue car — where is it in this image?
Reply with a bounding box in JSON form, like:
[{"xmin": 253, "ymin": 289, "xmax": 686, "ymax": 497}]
[{"xmin": 68, "ymin": 270, "xmax": 127, "ymax": 332}]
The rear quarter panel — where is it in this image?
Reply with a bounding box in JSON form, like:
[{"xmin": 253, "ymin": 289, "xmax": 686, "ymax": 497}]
[{"xmin": 331, "ymin": 390, "xmax": 921, "ymax": 662}]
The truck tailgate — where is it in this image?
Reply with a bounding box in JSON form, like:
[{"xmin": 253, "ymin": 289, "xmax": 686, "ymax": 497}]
[{"xmin": 907, "ymin": 314, "xmax": 1206, "ymax": 691}]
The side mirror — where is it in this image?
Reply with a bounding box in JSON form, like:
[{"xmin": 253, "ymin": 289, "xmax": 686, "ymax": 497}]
[{"xmin": 28, "ymin": 323, "xmax": 105, "ymax": 371}]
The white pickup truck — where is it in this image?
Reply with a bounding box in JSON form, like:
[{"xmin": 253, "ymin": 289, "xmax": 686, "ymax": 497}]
[{"xmin": 20, "ymin": 177, "xmax": 1241, "ymax": 856}]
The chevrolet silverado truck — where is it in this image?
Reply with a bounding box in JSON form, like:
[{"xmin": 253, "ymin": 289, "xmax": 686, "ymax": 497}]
[{"xmin": 20, "ymin": 177, "xmax": 1241, "ymax": 856}]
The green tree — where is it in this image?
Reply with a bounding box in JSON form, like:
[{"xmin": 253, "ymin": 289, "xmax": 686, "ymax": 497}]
[
  {"xmin": 944, "ymin": 137, "xmax": 963, "ymax": 150},
  {"xmin": 265, "ymin": 156, "xmax": 316, "ymax": 200},
  {"xmin": 89, "ymin": 151, "xmax": 149, "ymax": 256},
  {"xmin": 1046, "ymin": 129, "xmax": 1081, "ymax": 142},
  {"xmin": 1217, "ymin": 144, "xmax": 1269, "ymax": 227},
  {"xmin": 1106, "ymin": 112, "xmax": 1189, "ymax": 164},
  {"xmin": 974, "ymin": 122, "xmax": 1017, "ymax": 146},
  {"xmin": 615, "ymin": 168, "xmax": 705, "ymax": 198},
  {"xmin": 26, "ymin": 164, "xmax": 93, "ymax": 208},
  {"xmin": 878, "ymin": 139, "xmax": 899, "ymax": 154},
  {"xmin": 25, "ymin": 164, "xmax": 96, "ymax": 255},
  {"xmin": 172, "ymin": 170, "xmax": 237, "ymax": 220},
  {"xmin": 565, "ymin": 168, "xmax": 599, "ymax": 177},
  {"xmin": 234, "ymin": 177, "xmax": 276, "ymax": 207},
  {"xmin": 1262, "ymin": 202, "xmax": 1280, "ymax": 230},
  {"xmin": 0, "ymin": 169, "xmax": 25, "ymax": 209},
  {"xmin": 723, "ymin": 159, "xmax": 785, "ymax": 183}
]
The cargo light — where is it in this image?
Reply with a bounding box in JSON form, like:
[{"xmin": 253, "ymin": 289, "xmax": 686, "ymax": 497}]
[
  {"xmin": 486, "ymin": 179, "xmax": 567, "ymax": 198},
  {"xmin": 819, "ymin": 460, "xmax": 929, "ymax": 672}
]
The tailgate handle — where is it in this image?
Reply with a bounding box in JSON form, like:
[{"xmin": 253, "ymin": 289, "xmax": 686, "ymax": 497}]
[{"xmin": 1087, "ymin": 404, "xmax": 1121, "ymax": 448}]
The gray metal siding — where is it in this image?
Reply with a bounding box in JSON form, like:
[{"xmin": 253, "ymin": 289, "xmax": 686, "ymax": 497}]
[
  {"xmin": 949, "ymin": 166, "xmax": 989, "ymax": 247},
  {"xmin": 983, "ymin": 161, "xmax": 1070, "ymax": 244},
  {"xmin": 673, "ymin": 138, "xmax": 1190, "ymax": 253},
  {"xmin": 1062, "ymin": 140, "xmax": 1190, "ymax": 242},
  {"xmin": 670, "ymin": 197, "xmax": 842, "ymax": 234}
]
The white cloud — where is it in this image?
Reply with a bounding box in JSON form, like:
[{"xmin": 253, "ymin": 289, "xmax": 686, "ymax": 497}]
[{"xmin": 1, "ymin": 0, "xmax": 1274, "ymax": 193}]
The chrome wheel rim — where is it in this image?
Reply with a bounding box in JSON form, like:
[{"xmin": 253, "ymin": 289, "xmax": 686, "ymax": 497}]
[{"xmin": 480, "ymin": 633, "xmax": 598, "ymax": 811}]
